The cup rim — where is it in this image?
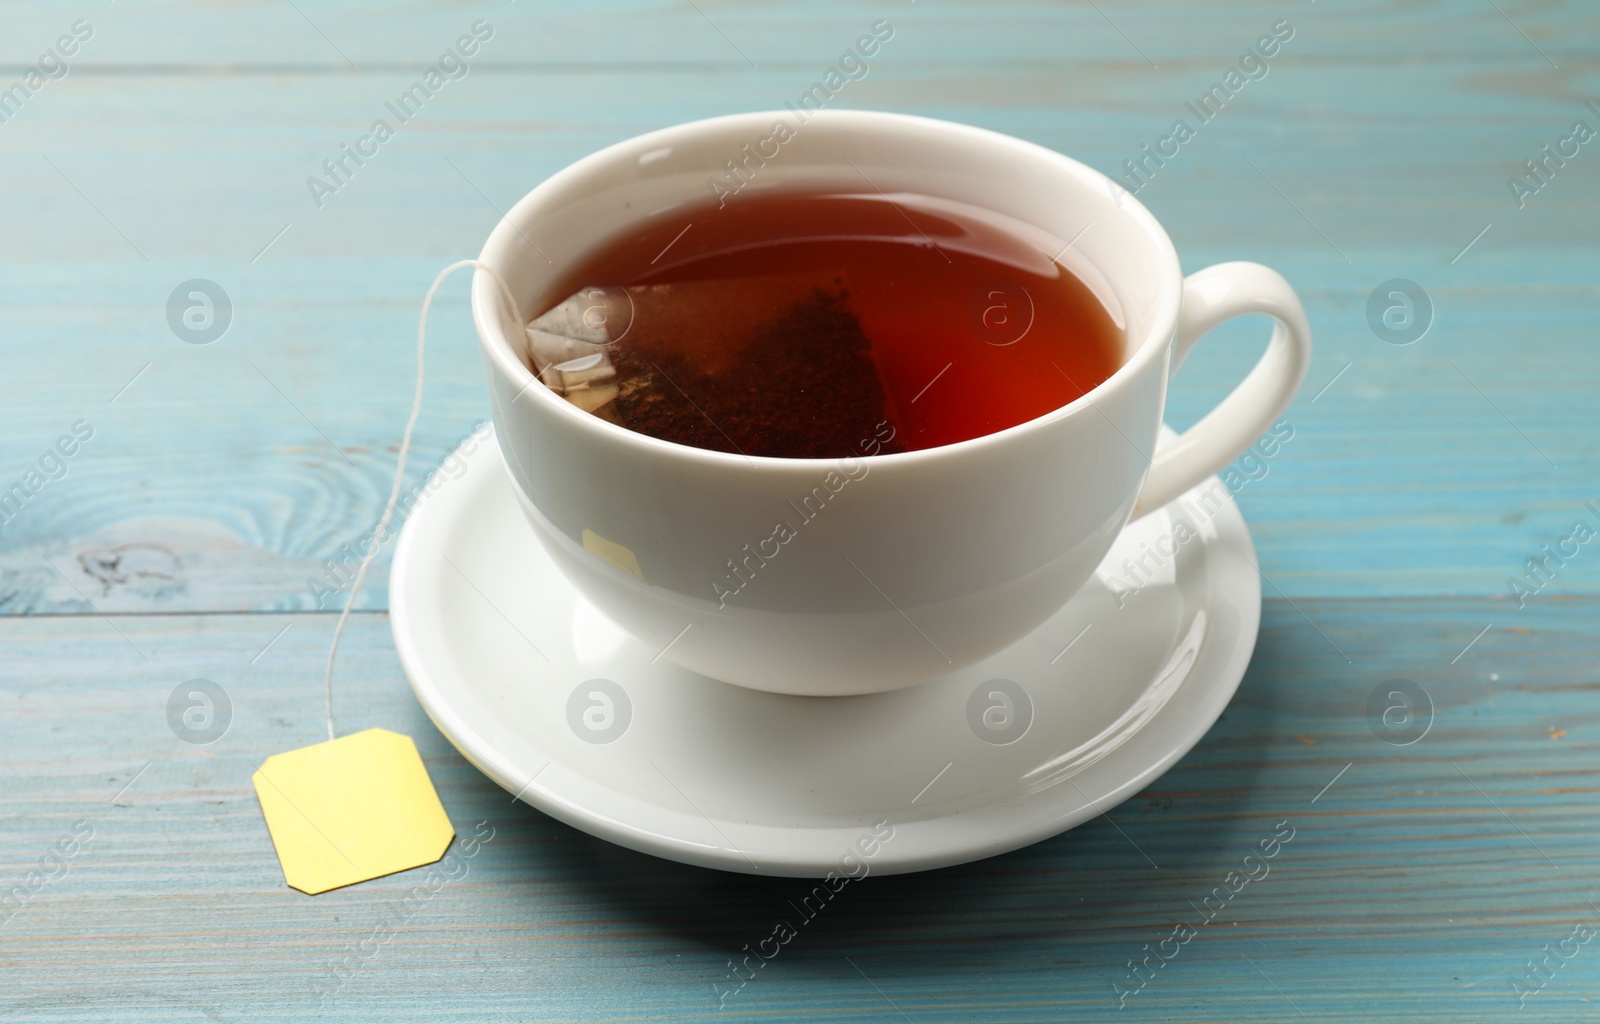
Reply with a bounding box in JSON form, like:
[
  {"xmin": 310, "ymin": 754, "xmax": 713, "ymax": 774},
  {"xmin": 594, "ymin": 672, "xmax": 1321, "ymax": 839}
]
[{"xmin": 473, "ymin": 109, "xmax": 1182, "ymax": 469}]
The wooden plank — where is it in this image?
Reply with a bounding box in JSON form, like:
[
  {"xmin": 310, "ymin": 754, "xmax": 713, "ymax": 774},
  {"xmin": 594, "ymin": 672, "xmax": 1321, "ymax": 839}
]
[
  {"xmin": 0, "ymin": 600, "xmax": 1594, "ymax": 1021},
  {"xmin": 0, "ymin": 0, "xmax": 1587, "ymax": 70},
  {"xmin": 0, "ymin": 42, "xmax": 1596, "ymax": 611}
]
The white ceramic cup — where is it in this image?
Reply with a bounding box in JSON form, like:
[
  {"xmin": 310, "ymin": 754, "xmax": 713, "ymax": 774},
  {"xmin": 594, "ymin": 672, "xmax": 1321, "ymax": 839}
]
[{"xmin": 473, "ymin": 110, "xmax": 1310, "ymax": 696}]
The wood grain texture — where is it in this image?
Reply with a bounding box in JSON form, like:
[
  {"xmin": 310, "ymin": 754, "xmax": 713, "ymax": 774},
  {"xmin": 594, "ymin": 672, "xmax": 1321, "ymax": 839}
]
[
  {"xmin": 0, "ymin": 1, "xmax": 1596, "ymax": 610},
  {"xmin": 1, "ymin": 602, "xmax": 1596, "ymax": 1022},
  {"xmin": 0, "ymin": 0, "xmax": 1597, "ymax": 1020}
]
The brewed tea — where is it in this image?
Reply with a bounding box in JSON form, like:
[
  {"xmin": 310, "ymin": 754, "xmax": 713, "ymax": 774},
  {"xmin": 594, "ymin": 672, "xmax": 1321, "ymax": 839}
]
[{"xmin": 527, "ymin": 190, "xmax": 1122, "ymax": 458}]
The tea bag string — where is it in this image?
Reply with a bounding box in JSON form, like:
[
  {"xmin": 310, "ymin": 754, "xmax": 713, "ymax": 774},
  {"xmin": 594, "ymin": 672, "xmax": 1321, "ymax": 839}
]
[{"xmin": 323, "ymin": 259, "xmax": 527, "ymax": 742}]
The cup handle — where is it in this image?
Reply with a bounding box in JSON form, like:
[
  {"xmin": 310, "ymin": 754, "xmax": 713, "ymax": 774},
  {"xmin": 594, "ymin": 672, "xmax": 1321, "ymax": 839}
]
[{"xmin": 1132, "ymin": 261, "xmax": 1312, "ymax": 518}]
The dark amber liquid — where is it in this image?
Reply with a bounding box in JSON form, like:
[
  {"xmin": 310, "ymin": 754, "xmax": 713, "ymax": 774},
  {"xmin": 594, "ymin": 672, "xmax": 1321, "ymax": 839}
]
[{"xmin": 543, "ymin": 189, "xmax": 1123, "ymax": 455}]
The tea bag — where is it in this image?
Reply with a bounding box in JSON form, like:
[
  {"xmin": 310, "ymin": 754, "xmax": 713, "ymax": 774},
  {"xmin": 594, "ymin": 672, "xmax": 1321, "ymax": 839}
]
[
  {"xmin": 527, "ymin": 273, "xmax": 901, "ymax": 459},
  {"xmin": 525, "ymin": 287, "xmax": 630, "ymax": 415}
]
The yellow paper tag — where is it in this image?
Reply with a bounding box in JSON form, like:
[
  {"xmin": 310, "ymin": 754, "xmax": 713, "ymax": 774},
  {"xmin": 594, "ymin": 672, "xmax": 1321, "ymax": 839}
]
[{"xmin": 253, "ymin": 728, "xmax": 454, "ymax": 895}]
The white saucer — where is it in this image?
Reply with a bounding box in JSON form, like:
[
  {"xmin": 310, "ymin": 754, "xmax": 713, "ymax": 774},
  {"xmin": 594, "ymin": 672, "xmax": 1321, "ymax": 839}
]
[{"xmin": 390, "ymin": 425, "xmax": 1260, "ymax": 877}]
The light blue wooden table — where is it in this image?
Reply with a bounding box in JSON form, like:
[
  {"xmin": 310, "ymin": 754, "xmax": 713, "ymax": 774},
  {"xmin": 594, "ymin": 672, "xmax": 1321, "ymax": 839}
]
[{"xmin": 3, "ymin": 1, "xmax": 1597, "ymax": 1020}]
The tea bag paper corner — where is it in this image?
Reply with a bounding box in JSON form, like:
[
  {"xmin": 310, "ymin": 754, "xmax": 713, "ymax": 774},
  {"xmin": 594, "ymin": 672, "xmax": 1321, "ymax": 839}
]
[{"xmin": 253, "ymin": 727, "xmax": 455, "ymax": 895}]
